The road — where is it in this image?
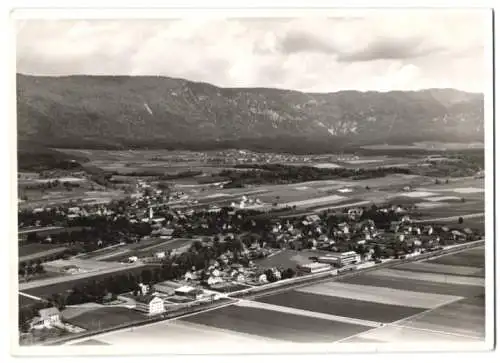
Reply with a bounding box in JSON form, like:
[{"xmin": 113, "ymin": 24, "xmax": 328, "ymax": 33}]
[{"xmin": 415, "ymin": 213, "xmax": 484, "ymax": 223}]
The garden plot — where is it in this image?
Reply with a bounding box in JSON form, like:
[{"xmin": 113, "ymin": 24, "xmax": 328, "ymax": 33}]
[
  {"xmin": 297, "ymin": 281, "xmax": 461, "ymax": 309},
  {"xmin": 368, "ymin": 269, "xmax": 484, "ymax": 287}
]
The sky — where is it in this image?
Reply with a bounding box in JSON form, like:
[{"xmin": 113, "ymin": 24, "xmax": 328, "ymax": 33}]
[{"xmin": 15, "ymin": 10, "xmax": 490, "ymax": 93}]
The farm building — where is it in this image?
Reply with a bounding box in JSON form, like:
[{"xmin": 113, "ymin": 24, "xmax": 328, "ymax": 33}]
[
  {"xmin": 175, "ymin": 286, "xmax": 204, "ymax": 300},
  {"xmin": 297, "ymin": 262, "xmax": 332, "ymax": 274},
  {"xmin": 152, "ymin": 282, "xmax": 176, "ymax": 296},
  {"xmin": 318, "ymin": 251, "xmax": 360, "ymax": 266},
  {"xmin": 134, "ymin": 295, "xmax": 165, "ymax": 315}
]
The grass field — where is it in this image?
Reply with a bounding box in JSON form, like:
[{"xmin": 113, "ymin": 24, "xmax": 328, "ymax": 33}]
[
  {"xmin": 297, "ymin": 281, "xmax": 461, "ymax": 309},
  {"xmin": 428, "ymin": 248, "xmax": 485, "ymax": 268},
  {"xmin": 19, "ymin": 244, "xmax": 67, "ymax": 258},
  {"xmin": 20, "ymin": 265, "xmax": 154, "ymax": 299},
  {"xmin": 368, "ymin": 269, "xmax": 484, "ymax": 287},
  {"xmin": 66, "ymin": 307, "xmax": 146, "ymax": 331},
  {"xmin": 391, "ymin": 262, "xmax": 485, "ymax": 277},
  {"xmin": 342, "ymin": 273, "xmax": 484, "ymax": 298},
  {"xmin": 254, "ymin": 250, "xmax": 329, "ymax": 269},
  {"xmin": 256, "ymin": 290, "xmax": 425, "ymax": 323},
  {"xmin": 396, "ymin": 295, "xmax": 485, "ymax": 339},
  {"xmin": 19, "ymin": 246, "xmax": 69, "ymax": 262},
  {"xmin": 102, "ymin": 238, "xmax": 195, "ymax": 261},
  {"xmin": 182, "ymin": 304, "xmax": 370, "ymax": 343},
  {"xmin": 344, "ymin": 323, "xmax": 479, "ymax": 343},
  {"xmin": 88, "ymin": 318, "xmax": 285, "ymax": 346}
]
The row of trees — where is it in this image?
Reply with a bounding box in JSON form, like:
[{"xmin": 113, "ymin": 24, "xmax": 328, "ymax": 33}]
[{"xmin": 218, "ymin": 164, "xmax": 412, "ymax": 186}]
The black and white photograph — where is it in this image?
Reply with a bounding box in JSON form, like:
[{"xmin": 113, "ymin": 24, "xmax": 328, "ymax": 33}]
[{"xmin": 11, "ymin": 7, "xmax": 494, "ymax": 355}]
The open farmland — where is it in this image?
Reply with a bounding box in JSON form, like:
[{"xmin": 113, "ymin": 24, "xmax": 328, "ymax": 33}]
[
  {"xmin": 254, "ymin": 250, "xmax": 330, "ymax": 270},
  {"xmin": 256, "ymin": 290, "xmax": 426, "ymax": 323},
  {"xmin": 182, "ymin": 304, "xmax": 370, "ymax": 342},
  {"xmin": 102, "ymin": 238, "xmax": 195, "ymax": 261},
  {"xmin": 366, "ymin": 269, "xmax": 484, "ymax": 287},
  {"xmin": 64, "ymin": 246, "xmax": 486, "ymax": 346},
  {"xmin": 19, "ymin": 246, "xmax": 69, "ymax": 263},
  {"xmin": 427, "ymin": 247, "xmax": 485, "ymax": 268},
  {"xmin": 19, "ymin": 244, "xmax": 68, "ymax": 258},
  {"xmin": 342, "ymin": 272, "xmax": 484, "ymax": 297},
  {"xmin": 66, "ymin": 307, "xmax": 146, "ymax": 331},
  {"xmin": 297, "ymin": 281, "xmax": 462, "ymax": 308},
  {"xmin": 395, "ymin": 295, "xmax": 485, "ymax": 339},
  {"xmin": 391, "ymin": 262, "xmax": 485, "ymax": 277},
  {"xmin": 80, "ymin": 318, "xmax": 285, "ymax": 346},
  {"xmin": 19, "ymin": 264, "xmax": 155, "ymax": 301}
]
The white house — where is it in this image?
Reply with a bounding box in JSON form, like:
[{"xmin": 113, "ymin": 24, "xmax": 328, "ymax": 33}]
[
  {"xmin": 207, "ymin": 275, "xmax": 224, "ymax": 286},
  {"xmin": 257, "ymin": 274, "xmax": 268, "ymax": 284},
  {"xmin": 134, "ymin": 295, "xmax": 165, "ymax": 315},
  {"xmin": 31, "ymin": 307, "xmax": 61, "ymax": 330}
]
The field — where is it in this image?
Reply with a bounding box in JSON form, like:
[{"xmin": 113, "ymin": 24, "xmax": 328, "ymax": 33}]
[
  {"xmin": 19, "ymin": 244, "xmax": 68, "ymax": 258},
  {"xmin": 254, "ymin": 250, "xmax": 330, "ymax": 269},
  {"xmin": 182, "ymin": 304, "xmax": 370, "ymax": 343},
  {"xmin": 69, "ymin": 246, "xmax": 486, "ymax": 346},
  {"xmin": 66, "ymin": 307, "xmax": 146, "ymax": 331},
  {"xmin": 20, "ymin": 264, "xmax": 155, "ymax": 301},
  {"xmin": 342, "ymin": 272, "xmax": 484, "ymax": 297},
  {"xmin": 101, "ymin": 238, "xmax": 195, "ymax": 261},
  {"xmin": 427, "ymin": 247, "xmax": 485, "ymax": 268},
  {"xmin": 19, "ymin": 246, "xmax": 69, "ymax": 263},
  {"xmin": 395, "ymin": 295, "xmax": 485, "ymax": 339},
  {"xmin": 257, "ymin": 290, "xmax": 425, "ymax": 323},
  {"xmin": 391, "ymin": 261, "xmax": 485, "ymax": 277},
  {"xmin": 78, "ymin": 238, "xmax": 195, "ymax": 262}
]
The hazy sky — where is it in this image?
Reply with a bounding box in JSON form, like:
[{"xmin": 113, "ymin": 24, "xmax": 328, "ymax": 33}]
[{"xmin": 16, "ymin": 10, "xmax": 489, "ymax": 92}]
